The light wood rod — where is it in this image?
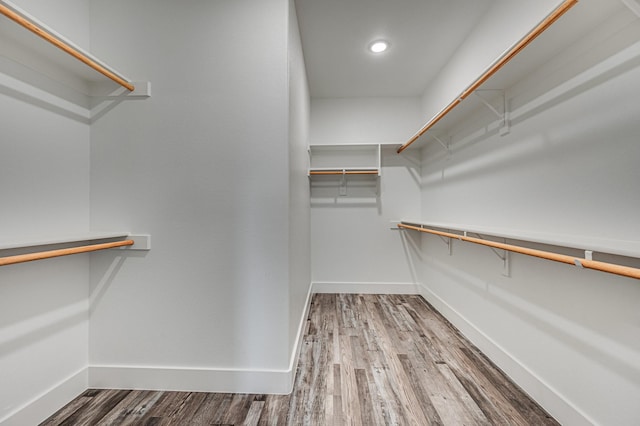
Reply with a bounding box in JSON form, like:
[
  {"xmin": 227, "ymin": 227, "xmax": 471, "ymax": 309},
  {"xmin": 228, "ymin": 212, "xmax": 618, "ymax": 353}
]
[
  {"xmin": 398, "ymin": 224, "xmax": 640, "ymax": 280},
  {"xmin": 0, "ymin": 3, "xmax": 135, "ymax": 91},
  {"xmin": 0, "ymin": 240, "xmax": 134, "ymax": 267},
  {"xmin": 397, "ymin": 0, "xmax": 578, "ymax": 154},
  {"xmin": 309, "ymin": 170, "xmax": 380, "ymax": 175}
]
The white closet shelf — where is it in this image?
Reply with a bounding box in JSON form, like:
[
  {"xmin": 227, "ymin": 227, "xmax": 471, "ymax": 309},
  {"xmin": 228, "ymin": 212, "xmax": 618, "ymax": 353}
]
[
  {"xmin": 0, "ymin": 232, "xmax": 151, "ymax": 251},
  {"xmin": 0, "ymin": 0, "xmax": 150, "ymax": 96},
  {"xmin": 400, "ymin": 220, "xmax": 640, "ymax": 260},
  {"xmin": 397, "ymin": 0, "xmax": 579, "ymax": 153},
  {"xmin": 308, "ymin": 144, "xmax": 382, "ymax": 177}
]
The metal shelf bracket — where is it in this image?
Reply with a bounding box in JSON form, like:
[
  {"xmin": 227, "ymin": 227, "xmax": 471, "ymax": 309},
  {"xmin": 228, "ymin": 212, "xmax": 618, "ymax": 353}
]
[
  {"xmin": 474, "ymin": 89, "xmax": 510, "ymax": 136},
  {"xmin": 432, "ymin": 135, "xmax": 451, "ymax": 154},
  {"xmin": 435, "ymin": 233, "xmax": 453, "ymax": 255},
  {"xmin": 340, "ymin": 169, "xmax": 347, "ymax": 196},
  {"xmin": 470, "ymin": 232, "xmax": 511, "ymax": 277}
]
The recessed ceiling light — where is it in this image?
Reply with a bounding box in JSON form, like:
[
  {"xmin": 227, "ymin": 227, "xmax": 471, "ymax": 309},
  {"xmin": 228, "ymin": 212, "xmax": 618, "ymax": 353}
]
[{"xmin": 368, "ymin": 40, "xmax": 389, "ymax": 53}]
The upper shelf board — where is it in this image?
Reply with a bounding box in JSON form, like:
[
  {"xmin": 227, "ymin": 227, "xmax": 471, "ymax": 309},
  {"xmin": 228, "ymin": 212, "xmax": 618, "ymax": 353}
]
[
  {"xmin": 308, "ymin": 144, "xmax": 382, "ymax": 175},
  {"xmin": 0, "ymin": 0, "xmax": 145, "ymax": 95},
  {"xmin": 399, "ymin": 0, "xmax": 625, "ymax": 153},
  {"xmin": 0, "ymin": 232, "xmax": 151, "ymax": 251},
  {"xmin": 401, "ymin": 220, "xmax": 640, "ymax": 260}
]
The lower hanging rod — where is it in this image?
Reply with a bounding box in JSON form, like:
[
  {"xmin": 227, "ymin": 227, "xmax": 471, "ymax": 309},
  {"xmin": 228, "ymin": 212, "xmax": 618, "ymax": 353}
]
[
  {"xmin": 398, "ymin": 224, "xmax": 640, "ymax": 280},
  {"xmin": 309, "ymin": 170, "xmax": 379, "ymax": 176},
  {"xmin": 0, "ymin": 240, "xmax": 134, "ymax": 267}
]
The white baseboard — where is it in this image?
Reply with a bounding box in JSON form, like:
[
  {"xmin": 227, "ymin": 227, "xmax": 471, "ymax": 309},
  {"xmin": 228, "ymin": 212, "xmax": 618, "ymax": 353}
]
[
  {"xmin": 286, "ymin": 282, "xmax": 314, "ymax": 392},
  {"xmin": 312, "ymin": 281, "xmax": 418, "ymax": 294},
  {"xmin": 417, "ymin": 283, "xmax": 595, "ymax": 426},
  {"xmin": 89, "ymin": 365, "xmax": 293, "ymax": 394},
  {"xmin": 89, "ymin": 282, "xmax": 316, "ymax": 396},
  {"xmin": 0, "ymin": 368, "xmax": 87, "ymax": 426}
]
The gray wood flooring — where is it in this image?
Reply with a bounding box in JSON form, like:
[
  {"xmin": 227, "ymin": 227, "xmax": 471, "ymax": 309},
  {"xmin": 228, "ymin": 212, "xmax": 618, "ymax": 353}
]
[{"xmin": 40, "ymin": 294, "xmax": 558, "ymax": 425}]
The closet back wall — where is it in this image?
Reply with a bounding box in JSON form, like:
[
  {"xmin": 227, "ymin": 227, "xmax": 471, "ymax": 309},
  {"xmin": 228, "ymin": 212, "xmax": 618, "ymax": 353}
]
[
  {"xmin": 0, "ymin": 0, "xmax": 92, "ymax": 423},
  {"xmin": 88, "ymin": 0, "xmax": 299, "ymax": 392},
  {"xmin": 309, "ymin": 97, "xmax": 422, "ymax": 293}
]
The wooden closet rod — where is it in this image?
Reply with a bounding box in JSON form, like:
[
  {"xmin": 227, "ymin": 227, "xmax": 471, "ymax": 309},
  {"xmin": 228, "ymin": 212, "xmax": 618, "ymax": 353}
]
[
  {"xmin": 0, "ymin": 240, "xmax": 134, "ymax": 267},
  {"xmin": 309, "ymin": 170, "xmax": 379, "ymax": 175},
  {"xmin": 0, "ymin": 3, "xmax": 135, "ymax": 91},
  {"xmin": 398, "ymin": 224, "xmax": 640, "ymax": 280},
  {"xmin": 397, "ymin": 0, "xmax": 578, "ymax": 154}
]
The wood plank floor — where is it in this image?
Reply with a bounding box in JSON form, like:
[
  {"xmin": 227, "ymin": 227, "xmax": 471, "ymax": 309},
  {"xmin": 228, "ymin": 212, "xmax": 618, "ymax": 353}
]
[{"xmin": 41, "ymin": 294, "xmax": 558, "ymax": 425}]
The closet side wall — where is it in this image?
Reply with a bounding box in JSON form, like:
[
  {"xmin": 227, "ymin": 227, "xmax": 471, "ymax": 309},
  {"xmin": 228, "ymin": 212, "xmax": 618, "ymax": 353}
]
[
  {"xmin": 88, "ymin": 0, "xmax": 293, "ymax": 393},
  {"xmin": 0, "ymin": 1, "xmax": 92, "ymax": 424},
  {"xmin": 416, "ymin": 3, "xmax": 640, "ymax": 425}
]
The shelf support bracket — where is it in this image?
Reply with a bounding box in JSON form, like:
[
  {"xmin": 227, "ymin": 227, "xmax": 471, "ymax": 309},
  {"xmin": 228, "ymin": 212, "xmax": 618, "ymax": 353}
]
[
  {"xmin": 422, "ymin": 224, "xmax": 454, "ymax": 254},
  {"xmin": 432, "ymin": 135, "xmax": 451, "ymax": 154},
  {"xmin": 503, "ymin": 251, "xmax": 511, "ymax": 277},
  {"xmin": 435, "ymin": 234, "xmax": 453, "ymax": 255},
  {"xmin": 470, "ymin": 233, "xmax": 511, "ymax": 277},
  {"xmin": 339, "ymin": 169, "xmax": 347, "ymax": 196},
  {"xmin": 474, "ymin": 89, "xmax": 510, "ymax": 136}
]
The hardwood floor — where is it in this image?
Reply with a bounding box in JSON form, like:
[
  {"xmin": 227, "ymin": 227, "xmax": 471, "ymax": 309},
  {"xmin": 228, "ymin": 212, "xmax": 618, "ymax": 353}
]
[{"xmin": 41, "ymin": 294, "xmax": 558, "ymax": 425}]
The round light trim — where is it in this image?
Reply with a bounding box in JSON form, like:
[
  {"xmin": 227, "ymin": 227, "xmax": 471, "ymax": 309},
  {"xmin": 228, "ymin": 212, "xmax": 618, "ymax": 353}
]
[{"xmin": 369, "ymin": 40, "xmax": 389, "ymax": 53}]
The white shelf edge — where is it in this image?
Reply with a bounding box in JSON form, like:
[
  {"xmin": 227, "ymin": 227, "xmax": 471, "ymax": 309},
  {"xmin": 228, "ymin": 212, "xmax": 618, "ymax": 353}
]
[
  {"xmin": 127, "ymin": 234, "xmax": 151, "ymax": 251},
  {"xmin": 308, "ymin": 167, "xmax": 380, "ymax": 171},
  {"xmin": 91, "ymin": 81, "xmax": 152, "ymax": 98},
  {"xmin": 308, "ymin": 143, "xmax": 400, "ymax": 148},
  {"xmin": 400, "ymin": 220, "xmax": 640, "ymax": 259},
  {"xmin": 0, "ymin": 232, "xmax": 150, "ymax": 251},
  {"xmin": 308, "ymin": 168, "xmax": 381, "ymax": 178}
]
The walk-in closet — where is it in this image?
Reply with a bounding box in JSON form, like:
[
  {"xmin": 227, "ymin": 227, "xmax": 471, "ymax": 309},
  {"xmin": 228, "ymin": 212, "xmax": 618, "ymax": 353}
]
[{"xmin": 1, "ymin": 0, "xmax": 639, "ymax": 424}]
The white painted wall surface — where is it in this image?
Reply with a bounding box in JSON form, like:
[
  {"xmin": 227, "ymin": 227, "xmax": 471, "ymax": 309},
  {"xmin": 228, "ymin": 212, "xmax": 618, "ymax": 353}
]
[
  {"xmin": 309, "ymin": 97, "xmax": 423, "ymax": 291},
  {"xmin": 416, "ymin": 3, "xmax": 640, "ymax": 425},
  {"xmin": 0, "ymin": 1, "xmax": 91, "ymax": 423},
  {"xmin": 287, "ymin": 0, "xmax": 312, "ymax": 359},
  {"xmin": 88, "ymin": 0, "xmax": 295, "ymax": 392},
  {"xmin": 310, "ymin": 97, "xmax": 423, "ymax": 145}
]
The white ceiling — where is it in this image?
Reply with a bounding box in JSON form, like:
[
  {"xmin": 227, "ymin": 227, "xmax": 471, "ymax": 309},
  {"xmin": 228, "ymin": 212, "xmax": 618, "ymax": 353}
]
[{"xmin": 294, "ymin": 0, "xmax": 495, "ymax": 98}]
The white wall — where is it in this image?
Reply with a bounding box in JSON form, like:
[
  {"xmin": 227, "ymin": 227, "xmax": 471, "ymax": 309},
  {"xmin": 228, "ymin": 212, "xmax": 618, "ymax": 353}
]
[
  {"xmin": 88, "ymin": 0, "xmax": 299, "ymax": 393},
  {"xmin": 0, "ymin": 0, "xmax": 92, "ymax": 423},
  {"xmin": 311, "ymin": 97, "xmax": 424, "ymax": 145},
  {"xmin": 416, "ymin": 2, "xmax": 640, "ymax": 425},
  {"xmin": 309, "ymin": 97, "xmax": 423, "ymax": 292}
]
